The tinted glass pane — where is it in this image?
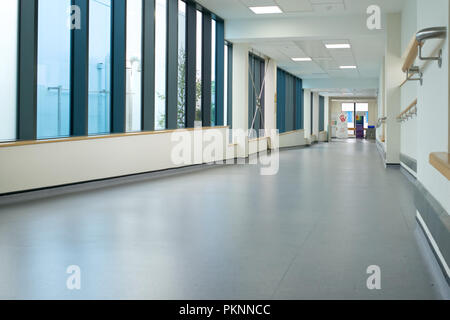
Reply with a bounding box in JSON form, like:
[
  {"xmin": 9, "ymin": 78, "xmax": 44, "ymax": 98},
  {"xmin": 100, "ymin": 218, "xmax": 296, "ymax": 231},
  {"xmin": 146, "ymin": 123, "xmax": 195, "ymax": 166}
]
[
  {"xmin": 195, "ymin": 10, "xmax": 202, "ymax": 124},
  {"xmin": 211, "ymin": 19, "xmax": 216, "ymax": 126},
  {"xmin": 0, "ymin": 0, "xmax": 18, "ymax": 142},
  {"xmin": 37, "ymin": 0, "xmax": 71, "ymax": 139},
  {"xmin": 88, "ymin": 0, "xmax": 111, "ymax": 135},
  {"xmin": 155, "ymin": 0, "xmax": 167, "ymax": 130},
  {"xmin": 126, "ymin": 0, "xmax": 142, "ymax": 132},
  {"xmin": 178, "ymin": 0, "xmax": 186, "ymax": 128}
]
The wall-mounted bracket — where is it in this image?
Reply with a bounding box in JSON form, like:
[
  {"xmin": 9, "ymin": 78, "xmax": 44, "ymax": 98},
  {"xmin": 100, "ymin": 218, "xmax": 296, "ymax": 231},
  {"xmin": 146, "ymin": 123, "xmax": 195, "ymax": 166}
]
[
  {"xmin": 377, "ymin": 117, "xmax": 387, "ymax": 128},
  {"xmin": 416, "ymin": 26, "xmax": 447, "ymax": 68},
  {"xmin": 418, "ymin": 46, "xmax": 443, "ymax": 68},
  {"xmin": 406, "ymin": 66, "xmax": 423, "ymax": 85}
]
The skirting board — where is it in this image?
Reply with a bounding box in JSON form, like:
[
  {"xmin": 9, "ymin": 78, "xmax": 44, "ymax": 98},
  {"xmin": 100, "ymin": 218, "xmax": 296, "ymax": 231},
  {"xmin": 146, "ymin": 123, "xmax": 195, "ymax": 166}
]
[
  {"xmin": 400, "ymin": 153, "xmax": 417, "ymax": 174},
  {"xmin": 414, "ymin": 181, "xmax": 450, "ymax": 286},
  {"xmin": 0, "ymin": 163, "xmax": 226, "ymax": 206},
  {"xmin": 401, "ymin": 162, "xmax": 417, "ymax": 178},
  {"xmin": 376, "ymin": 139, "xmax": 386, "ymax": 163}
]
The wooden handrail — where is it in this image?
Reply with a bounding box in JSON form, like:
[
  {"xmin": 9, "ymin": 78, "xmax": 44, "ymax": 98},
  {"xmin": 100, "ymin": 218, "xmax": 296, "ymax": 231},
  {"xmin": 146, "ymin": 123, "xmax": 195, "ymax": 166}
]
[
  {"xmin": 429, "ymin": 152, "xmax": 450, "ymax": 180},
  {"xmin": 397, "ymin": 98, "xmax": 418, "ymax": 120},
  {"xmin": 399, "ymin": 72, "xmax": 416, "ymax": 87},
  {"xmin": 0, "ymin": 126, "xmax": 229, "ymax": 148},
  {"xmin": 279, "ymin": 129, "xmax": 304, "ymax": 136},
  {"xmin": 402, "ymin": 37, "xmax": 421, "ymax": 73}
]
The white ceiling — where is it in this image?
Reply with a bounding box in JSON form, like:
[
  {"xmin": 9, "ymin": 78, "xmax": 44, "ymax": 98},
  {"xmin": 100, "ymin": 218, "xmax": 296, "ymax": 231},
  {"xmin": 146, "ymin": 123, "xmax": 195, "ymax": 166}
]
[
  {"xmin": 197, "ymin": 0, "xmax": 406, "ymax": 97},
  {"xmin": 312, "ymin": 88, "xmax": 378, "ymax": 98},
  {"xmin": 250, "ymin": 35, "xmax": 384, "ymax": 79},
  {"xmin": 197, "ymin": 0, "xmax": 405, "ymax": 20}
]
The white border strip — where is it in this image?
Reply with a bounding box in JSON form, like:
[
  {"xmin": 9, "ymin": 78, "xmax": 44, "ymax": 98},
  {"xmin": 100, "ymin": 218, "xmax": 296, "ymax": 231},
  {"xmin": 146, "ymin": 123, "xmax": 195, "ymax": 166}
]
[
  {"xmin": 416, "ymin": 210, "xmax": 450, "ymax": 279},
  {"xmin": 400, "ymin": 162, "xmax": 417, "ymax": 178}
]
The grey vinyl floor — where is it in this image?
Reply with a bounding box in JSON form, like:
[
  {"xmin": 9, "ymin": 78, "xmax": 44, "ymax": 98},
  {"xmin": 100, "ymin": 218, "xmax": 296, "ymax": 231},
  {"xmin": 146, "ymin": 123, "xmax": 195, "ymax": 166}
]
[{"xmin": 0, "ymin": 139, "xmax": 440, "ymax": 299}]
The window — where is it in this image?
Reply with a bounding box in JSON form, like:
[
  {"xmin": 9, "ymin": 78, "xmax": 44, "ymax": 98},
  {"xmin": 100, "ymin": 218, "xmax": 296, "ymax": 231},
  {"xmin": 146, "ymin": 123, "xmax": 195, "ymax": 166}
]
[
  {"xmin": 88, "ymin": 0, "xmax": 111, "ymax": 135},
  {"xmin": 295, "ymin": 78, "xmax": 303, "ymax": 130},
  {"xmin": 319, "ymin": 95, "xmax": 325, "ymax": 132},
  {"xmin": 126, "ymin": 0, "xmax": 142, "ymax": 132},
  {"xmin": 277, "ymin": 69, "xmax": 286, "ymax": 133},
  {"xmin": 211, "ymin": 19, "xmax": 216, "ymax": 126},
  {"xmin": 10, "ymin": 0, "xmax": 226, "ymax": 141},
  {"xmin": 276, "ymin": 68, "xmax": 303, "ymax": 134},
  {"xmin": 0, "ymin": 0, "xmax": 18, "ymax": 142},
  {"xmin": 37, "ymin": 0, "xmax": 71, "ymax": 139},
  {"xmin": 285, "ymin": 73, "xmax": 294, "ymax": 132},
  {"xmin": 195, "ymin": 10, "xmax": 203, "ymax": 124},
  {"xmin": 356, "ymin": 103, "xmax": 369, "ymax": 129},
  {"xmin": 155, "ymin": 0, "xmax": 167, "ymax": 130},
  {"xmin": 177, "ymin": 0, "xmax": 186, "ymax": 128}
]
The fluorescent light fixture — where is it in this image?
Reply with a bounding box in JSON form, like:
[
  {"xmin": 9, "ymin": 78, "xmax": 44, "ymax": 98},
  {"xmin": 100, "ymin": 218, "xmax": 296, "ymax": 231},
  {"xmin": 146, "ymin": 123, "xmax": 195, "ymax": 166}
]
[
  {"xmin": 292, "ymin": 57, "xmax": 312, "ymax": 62},
  {"xmin": 249, "ymin": 6, "xmax": 283, "ymax": 14},
  {"xmin": 340, "ymin": 65, "xmax": 357, "ymax": 69},
  {"xmin": 325, "ymin": 43, "xmax": 351, "ymax": 49}
]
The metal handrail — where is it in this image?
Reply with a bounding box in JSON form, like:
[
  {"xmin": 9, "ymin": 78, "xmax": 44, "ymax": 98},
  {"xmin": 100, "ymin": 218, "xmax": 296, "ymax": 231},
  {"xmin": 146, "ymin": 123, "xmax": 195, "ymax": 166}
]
[
  {"xmin": 416, "ymin": 27, "xmax": 447, "ymax": 68},
  {"xmin": 416, "ymin": 27, "xmax": 447, "ymax": 42}
]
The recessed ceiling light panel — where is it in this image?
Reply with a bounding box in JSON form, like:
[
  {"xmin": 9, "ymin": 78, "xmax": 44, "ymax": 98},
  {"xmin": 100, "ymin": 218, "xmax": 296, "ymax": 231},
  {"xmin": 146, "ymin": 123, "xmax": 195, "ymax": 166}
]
[
  {"xmin": 339, "ymin": 66, "xmax": 357, "ymax": 69},
  {"xmin": 249, "ymin": 6, "xmax": 283, "ymax": 14},
  {"xmin": 325, "ymin": 44, "xmax": 351, "ymax": 49},
  {"xmin": 292, "ymin": 57, "xmax": 312, "ymax": 62}
]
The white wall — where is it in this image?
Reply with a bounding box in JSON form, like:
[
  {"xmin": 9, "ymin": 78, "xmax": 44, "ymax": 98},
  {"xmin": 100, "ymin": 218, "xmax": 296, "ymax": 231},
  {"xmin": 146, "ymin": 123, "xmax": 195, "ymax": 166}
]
[
  {"xmin": 377, "ymin": 57, "xmax": 386, "ymax": 145},
  {"xmin": 264, "ymin": 59, "xmax": 277, "ymax": 134},
  {"xmin": 232, "ymin": 43, "xmax": 249, "ymax": 157},
  {"xmin": 416, "ymin": 0, "xmax": 450, "ymax": 213},
  {"xmin": 279, "ymin": 130, "xmax": 306, "ymax": 148},
  {"xmin": 0, "ymin": 128, "xmax": 239, "ymax": 194},
  {"xmin": 384, "ymin": 13, "xmax": 403, "ymax": 164},
  {"xmin": 324, "ymin": 97, "xmax": 329, "ymax": 135},
  {"xmin": 400, "ymin": 0, "xmax": 419, "ymax": 162},
  {"xmin": 0, "ymin": 1, "xmax": 18, "ymax": 142}
]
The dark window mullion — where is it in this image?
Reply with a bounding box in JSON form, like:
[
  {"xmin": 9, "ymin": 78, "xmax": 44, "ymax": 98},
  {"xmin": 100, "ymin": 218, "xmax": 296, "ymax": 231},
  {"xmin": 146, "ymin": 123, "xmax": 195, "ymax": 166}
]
[
  {"xmin": 166, "ymin": 0, "xmax": 178, "ymax": 130},
  {"xmin": 142, "ymin": 0, "xmax": 155, "ymax": 131},
  {"xmin": 71, "ymin": 0, "xmax": 89, "ymax": 137},
  {"xmin": 215, "ymin": 19, "xmax": 224, "ymax": 126},
  {"xmin": 201, "ymin": 13, "xmax": 211, "ymax": 127},
  {"xmin": 18, "ymin": 0, "xmax": 38, "ymax": 141},
  {"xmin": 111, "ymin": 0, "xmax": 126, "ymax": 133},
  {"xmin": 185, "ymin": 1, "xmax": 196, "ymax": 128}
]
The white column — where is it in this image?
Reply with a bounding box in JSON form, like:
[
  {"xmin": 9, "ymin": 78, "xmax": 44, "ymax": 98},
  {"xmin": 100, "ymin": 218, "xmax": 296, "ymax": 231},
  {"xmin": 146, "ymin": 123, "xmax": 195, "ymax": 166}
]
[
  {"xmin": 324, "ymin": 96, "xmax": 330, "ymax": 140},
  {"xmin": 232, "ymin": 43, "xmax": 249, "ymax": 158},
  {"xmin": 312, "ymin": 92, "xmax": 320, "ymax": 137},
  {"xmin": 264, "ymin": 59, "xmax": 277, "ymax": 135},
  {"xmin": 384, "ymin": 13, "xmax": 403, "ymax": 164}
]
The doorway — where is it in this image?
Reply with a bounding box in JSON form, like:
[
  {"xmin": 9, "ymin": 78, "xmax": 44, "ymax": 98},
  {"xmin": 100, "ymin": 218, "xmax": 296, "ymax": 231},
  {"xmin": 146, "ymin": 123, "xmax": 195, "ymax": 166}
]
[{"xmin": 341, "ymin": 102, "xmax": 369, "ymax": 137}]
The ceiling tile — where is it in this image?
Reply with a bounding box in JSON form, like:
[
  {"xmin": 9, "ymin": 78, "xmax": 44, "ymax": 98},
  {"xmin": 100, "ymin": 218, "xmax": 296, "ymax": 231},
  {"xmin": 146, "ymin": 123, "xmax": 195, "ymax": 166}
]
[
  {"xmin": 240, "ymin": 0, "xmax": 276, "ymax": 5},
  {"xmin": 309, "ymin": 0, "xmax": 343, "ymax": 4},
  {"xmin": 294, "ymin": 40, "xmax": 331, "ymax": 59},
  {"xmin": 275, "ymin": 0, "xmax": 312, "ymax": 12}
]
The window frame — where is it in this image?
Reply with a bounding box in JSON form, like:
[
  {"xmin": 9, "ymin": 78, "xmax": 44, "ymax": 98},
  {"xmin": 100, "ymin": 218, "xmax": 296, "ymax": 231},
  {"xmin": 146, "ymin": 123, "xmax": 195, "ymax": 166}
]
[{"xmin": 10, "ymin": 0, "xmax": 227, "ymax": 143}]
